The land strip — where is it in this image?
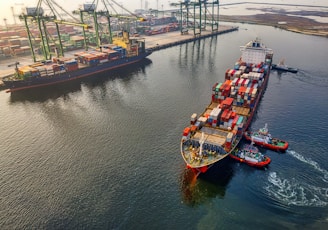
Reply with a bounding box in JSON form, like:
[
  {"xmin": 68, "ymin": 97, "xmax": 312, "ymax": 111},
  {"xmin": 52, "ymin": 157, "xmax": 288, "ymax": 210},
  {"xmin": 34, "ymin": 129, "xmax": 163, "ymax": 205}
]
[{"xmin": 219, "ymin": 10, "xmax": 328, "ymax": 37}]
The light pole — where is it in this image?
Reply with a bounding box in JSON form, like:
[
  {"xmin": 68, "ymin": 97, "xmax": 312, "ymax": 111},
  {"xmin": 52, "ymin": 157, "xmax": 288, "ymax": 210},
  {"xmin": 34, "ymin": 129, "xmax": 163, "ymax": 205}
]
[
  {"xmin": 11, "ymin": 6, "xmax": 17, "ymax": 25},
  {"xmin": 3, "ymin": 18, "xmax": 8, "ymax": 31}
]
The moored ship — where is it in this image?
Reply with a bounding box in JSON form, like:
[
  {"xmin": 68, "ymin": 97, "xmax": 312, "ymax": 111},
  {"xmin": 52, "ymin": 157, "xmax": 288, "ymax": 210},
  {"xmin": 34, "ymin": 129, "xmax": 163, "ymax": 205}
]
[
  {"xmin": 2, "ymin": 32, "xmax": 152, "ymax": 93},
  {"xmin": 180, "ymin": 38, "xmax": 273, "ymax": 175}
]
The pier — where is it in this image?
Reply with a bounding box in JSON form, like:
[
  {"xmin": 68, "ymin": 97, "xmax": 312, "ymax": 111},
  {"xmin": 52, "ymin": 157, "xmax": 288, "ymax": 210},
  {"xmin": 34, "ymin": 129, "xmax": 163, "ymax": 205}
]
[{"xmin": 144, "ymin": 25, "xmax": 238, "ymax": 51}]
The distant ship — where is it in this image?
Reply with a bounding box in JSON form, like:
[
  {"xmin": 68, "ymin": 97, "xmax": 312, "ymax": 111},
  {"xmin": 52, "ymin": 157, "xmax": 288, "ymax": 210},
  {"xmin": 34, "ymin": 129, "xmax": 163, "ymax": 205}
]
[
  {"xmin": 180, "ymin": 38, "xmax": 273, "ymax": 175},
  {"xmin": 2, "ymin": 32, "xmax": 152, "ymax": 93}
]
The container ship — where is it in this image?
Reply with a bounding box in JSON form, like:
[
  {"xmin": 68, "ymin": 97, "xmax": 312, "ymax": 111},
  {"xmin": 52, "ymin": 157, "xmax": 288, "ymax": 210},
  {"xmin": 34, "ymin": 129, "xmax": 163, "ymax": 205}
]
[
  {"xmin": 2, "ymin": 32, "xmax": 152, "ymax": 93},
  {"xmin": 180, "ymin": 38, "xmax": 273, "ymax": 175}
]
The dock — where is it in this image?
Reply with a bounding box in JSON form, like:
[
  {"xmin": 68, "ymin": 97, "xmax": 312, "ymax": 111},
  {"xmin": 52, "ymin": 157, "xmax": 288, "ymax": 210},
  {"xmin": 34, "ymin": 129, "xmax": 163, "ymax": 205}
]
[
  {"xmin": 144, "ymin": 25, "xmax": 238, "ymax": 51},
  {"xmin": 0, "ymin": 25, "xmax": 238, "ymax": 89}
]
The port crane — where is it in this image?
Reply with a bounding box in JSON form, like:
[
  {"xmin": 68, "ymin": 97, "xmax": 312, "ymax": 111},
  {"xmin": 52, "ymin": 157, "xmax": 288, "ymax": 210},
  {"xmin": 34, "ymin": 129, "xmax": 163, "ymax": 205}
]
[
  {"xmin": 73, "ymin": 0, "xmax": 147, "ymax": 50},
  {"xmin": 20, "ymin": 0, "xmax": 93, "ymax": 62},
  {"xmin": 19, "ymin": 0, "xmax": 147, "ymax": 61},
  {"xmin": 170, "ymin": 0, "xmax": 219, "ymax": 35}
]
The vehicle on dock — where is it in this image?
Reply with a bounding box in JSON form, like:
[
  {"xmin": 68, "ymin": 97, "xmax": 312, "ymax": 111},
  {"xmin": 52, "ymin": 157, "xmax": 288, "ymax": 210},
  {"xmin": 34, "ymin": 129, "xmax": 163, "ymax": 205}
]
[
  {"xmin": 180, "ymin": 38, "xmax": 273, "ymax": 175},
  {"xmin": 244, "ymin": 123, "xmax": 289, "ymax": 152},
  {"xmin": 229, "ymin": 143, "xmax": 271, "ymax": 168},
  {"xmin": 2, "ymin": 32, "xmax": 152, "ymax": 93}
]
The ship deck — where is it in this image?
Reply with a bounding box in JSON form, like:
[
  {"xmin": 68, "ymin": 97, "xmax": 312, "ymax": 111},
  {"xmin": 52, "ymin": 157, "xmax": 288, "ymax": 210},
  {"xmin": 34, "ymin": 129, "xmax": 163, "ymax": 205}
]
[
  {"xmin": 205, "ymin": 101, "xmax": 251, "ymax": 117},
  {"xmin": 193, "ymin": 130, "xmax": 227, "ymax": 146},
  {"xmin": 186, "ymin": 152, "xmax": 229, "ymax": 168}
]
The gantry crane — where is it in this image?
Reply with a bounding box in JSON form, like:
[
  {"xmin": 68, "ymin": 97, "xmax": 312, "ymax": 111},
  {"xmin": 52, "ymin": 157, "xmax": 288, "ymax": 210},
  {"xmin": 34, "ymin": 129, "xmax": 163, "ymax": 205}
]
[
  {"xmin": 20, "ymin": 0, "xmax": 149, "ymax": 62},
  {"xmin": 170, "ymin": 0, "xmax": 219, "ymax": 36},
  {"xmin": 75, "ymin": 0, "xmax": 147, "ymax": 50},
  {"xmin": 20, "ymin": 0, "xmax": 92, "ymax": 62}
]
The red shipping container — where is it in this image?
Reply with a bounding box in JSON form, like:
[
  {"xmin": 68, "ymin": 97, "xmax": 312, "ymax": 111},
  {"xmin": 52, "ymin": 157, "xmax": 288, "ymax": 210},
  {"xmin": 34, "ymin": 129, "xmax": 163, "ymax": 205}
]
[
  {"xmin": 225, "ymin": 69, "xmax": 230, "ymax": 79},
  {"xmin": 231, "ymin": 70, "xmax": 236, "ymax": 77},
  {"xmin": 223, "ymin": 97, "xmax": 234, "ymax": 106},
  {"xmin": 212, "ymin": 94, "xmax": 215, "ymax": 102},
  {"xmin": 232, "ymin": 115, "xmax": 239, "ymax": 129},
  {"xmin": 227, "ymin": 111, "xmax": 232, "ymax": 120},
  {"xmin": 238, "ymin": 86, "xmax": 246, "ymax": 95},
  {"xmin": 224, "ymin": 84, "xmax": 231, "ymax": 93},
  {"xmin": 183, "ymin": 127, "xmax": 191, "ymax": 136},
  {"xmin": 219, "ymin": 83, "xmax": 225, "ymax": 92},
  {"xmin": 221, "ymin": 109, "xmax": 228, "ymax": 120},
  {"xmin": 249, "ymin": 87, "xmax": 253, "ymax": 96},
  {"xmin": 235, "ymin": 78, "xmax": 241, "ymax": 86}
]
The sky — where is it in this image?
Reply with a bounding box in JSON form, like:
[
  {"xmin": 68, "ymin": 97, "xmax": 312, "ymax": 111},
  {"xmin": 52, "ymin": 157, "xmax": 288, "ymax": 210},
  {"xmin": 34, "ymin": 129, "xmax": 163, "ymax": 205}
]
[{"xmin": 0, "ymin": 0, "xmax": 327, "ymax": 26}]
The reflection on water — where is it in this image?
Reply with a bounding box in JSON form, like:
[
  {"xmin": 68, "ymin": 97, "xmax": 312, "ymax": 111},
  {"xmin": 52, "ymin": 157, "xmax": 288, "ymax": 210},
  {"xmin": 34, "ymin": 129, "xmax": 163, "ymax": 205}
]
[
  {"xmin": 180, "ymin": 159, "xmax": 234, "ymax": 206},
  {"xmin": 9, "ymin": 58, "xmax": 153, "ymax": 103},
  {"xmin": 9, "ymin": 83, "xmax": 82, "ymax": 103},
  {"xmin": 178, "ymin": 35, "xmax": 218, "ymax": 72}
]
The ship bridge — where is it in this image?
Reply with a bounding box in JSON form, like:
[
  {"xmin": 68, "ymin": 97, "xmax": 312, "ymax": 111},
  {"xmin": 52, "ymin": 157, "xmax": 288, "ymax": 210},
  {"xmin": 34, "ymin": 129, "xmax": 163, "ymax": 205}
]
[{"xmin": 240, "ymin": 38, "xmax": 273, "ymax": 64}]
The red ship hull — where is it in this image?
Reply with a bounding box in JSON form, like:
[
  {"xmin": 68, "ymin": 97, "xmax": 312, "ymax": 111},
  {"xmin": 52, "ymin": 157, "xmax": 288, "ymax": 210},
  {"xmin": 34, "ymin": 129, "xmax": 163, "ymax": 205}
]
[
  {"xmin": 229, "ymin": 154, "xmax": 271, "ymax": 168},
  {"xmin": 244, "ymin": 132, "xmax": 289, "ymax": 152}
]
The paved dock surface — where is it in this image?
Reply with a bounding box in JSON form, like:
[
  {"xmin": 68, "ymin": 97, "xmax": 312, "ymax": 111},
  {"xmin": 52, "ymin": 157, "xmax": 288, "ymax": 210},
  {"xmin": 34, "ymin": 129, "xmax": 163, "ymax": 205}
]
[
  {"xmin": 145, "ymin": 25, "xmax": 237, "ymax": 51},
  {"xmin": 0, "ymin": 25, "xmax": 237, "ymax": 87}
]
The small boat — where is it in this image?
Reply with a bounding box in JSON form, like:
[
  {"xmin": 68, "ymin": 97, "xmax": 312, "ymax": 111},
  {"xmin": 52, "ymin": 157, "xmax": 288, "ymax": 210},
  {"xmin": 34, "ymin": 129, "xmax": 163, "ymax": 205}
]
[
  {"xmin": 229, "ymin": 144, "xmax": 271, "ymax": 168},
  {"xmin": 271, "ymin": 59, "xmax": 298, "ymax": 73},
  {"xmin": 244, "ymin": 124, "xmax": 289, "ymax": 152}
]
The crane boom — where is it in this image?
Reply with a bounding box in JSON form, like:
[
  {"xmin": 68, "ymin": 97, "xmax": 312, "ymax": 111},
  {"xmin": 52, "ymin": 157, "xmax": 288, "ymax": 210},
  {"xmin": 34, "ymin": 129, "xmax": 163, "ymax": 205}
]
[
  {"xmin": 107, "ymin": 0, "xmax": 147, "ymax": 21},
  {"xmin": 53, "ymin": 19, "xmax": 92, "ymax": 29}
]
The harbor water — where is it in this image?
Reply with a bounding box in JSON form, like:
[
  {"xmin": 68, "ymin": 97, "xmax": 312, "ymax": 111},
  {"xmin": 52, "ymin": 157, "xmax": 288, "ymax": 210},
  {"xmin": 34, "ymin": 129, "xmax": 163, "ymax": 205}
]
[{"xmin": 0, "ymin": 23, "xmax": 327, "ymax": 229}]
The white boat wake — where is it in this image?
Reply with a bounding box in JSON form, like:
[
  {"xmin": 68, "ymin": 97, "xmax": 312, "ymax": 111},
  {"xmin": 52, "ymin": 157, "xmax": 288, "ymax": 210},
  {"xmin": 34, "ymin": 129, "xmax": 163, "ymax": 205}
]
[
  {"xmin": 264, "ymin": 150, "xmax": 328, "ymax": 207},
  {"xmin": 287, "ymin": 150, "xmax": 328, "ymax": 182}
]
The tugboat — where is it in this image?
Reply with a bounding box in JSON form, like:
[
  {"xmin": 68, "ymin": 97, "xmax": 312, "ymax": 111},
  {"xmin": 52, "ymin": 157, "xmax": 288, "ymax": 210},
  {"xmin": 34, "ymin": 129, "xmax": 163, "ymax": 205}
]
[
  {"xmin": 271, "ymin": 58, "xmax": 298, "ymax": 73},
  {"xmin": 229, "ymin": 143, "xmax": 271, "ymax": 168},
  {"xmin": 244, "ymin": 124, "xmax": 289, "ymax": 152}
]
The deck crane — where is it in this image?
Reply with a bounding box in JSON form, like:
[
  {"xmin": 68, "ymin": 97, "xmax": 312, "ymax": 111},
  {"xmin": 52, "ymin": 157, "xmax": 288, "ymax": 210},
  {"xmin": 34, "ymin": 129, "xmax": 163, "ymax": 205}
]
[{"xmin": 20, "ymin": 0, "xmax": 92, "ymax": 62}]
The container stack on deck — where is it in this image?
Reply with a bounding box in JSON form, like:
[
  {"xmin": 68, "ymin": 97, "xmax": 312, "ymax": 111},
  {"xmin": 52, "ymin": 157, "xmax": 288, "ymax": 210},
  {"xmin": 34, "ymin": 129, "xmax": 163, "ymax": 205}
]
[
  {"xmin": 184, "ymin": 59, "xmax": 270, "ymax": 152},
  {"xmin": 12, "ymin": 43, "xmax": 140, "ymax": 80},
  {"xmin": 213, "ymin": 61, "xmax": 268, "ymax": 109}
]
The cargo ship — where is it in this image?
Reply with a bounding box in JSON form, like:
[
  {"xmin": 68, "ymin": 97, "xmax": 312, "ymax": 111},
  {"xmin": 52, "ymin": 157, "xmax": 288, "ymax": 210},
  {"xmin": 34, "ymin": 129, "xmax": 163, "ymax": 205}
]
[
  {"xmin": 2, "ymin": 32, "xmax": 152, "ymax": 93},
  {"xmin": 180, "ymin": 38, "xmax": 273, "ymax": 175}
]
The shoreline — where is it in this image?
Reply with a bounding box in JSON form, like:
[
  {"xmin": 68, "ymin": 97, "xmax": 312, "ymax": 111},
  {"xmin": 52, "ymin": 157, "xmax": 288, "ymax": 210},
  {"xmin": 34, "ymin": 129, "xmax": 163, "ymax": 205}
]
[{"xmin": 219, "ymin": 13, "xmax": 328, "ymax": 38}]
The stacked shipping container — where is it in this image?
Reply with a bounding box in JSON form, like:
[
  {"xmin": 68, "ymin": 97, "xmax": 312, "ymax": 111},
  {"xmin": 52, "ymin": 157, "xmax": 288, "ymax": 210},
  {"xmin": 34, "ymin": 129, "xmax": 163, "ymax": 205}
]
[
  {"xmin": 185, "ymin": 60, "xmax": 269, "ymax": 152},
  {"xmin": 14, "ymin": 42, "xmax": 135, "ymax": 79}
]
